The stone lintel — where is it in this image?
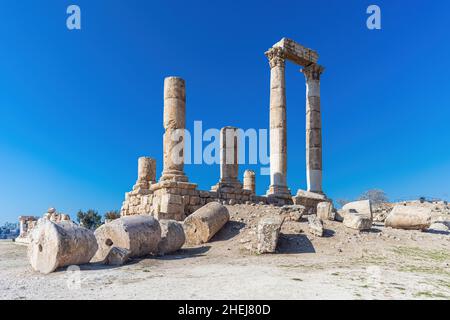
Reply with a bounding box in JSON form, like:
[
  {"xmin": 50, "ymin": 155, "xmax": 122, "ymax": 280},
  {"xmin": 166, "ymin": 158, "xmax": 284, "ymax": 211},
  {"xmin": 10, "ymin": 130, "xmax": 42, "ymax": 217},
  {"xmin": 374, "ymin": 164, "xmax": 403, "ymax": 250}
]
[{"xmin": 272, "ymin": 38, "xmax": 318, "ymax": 67}]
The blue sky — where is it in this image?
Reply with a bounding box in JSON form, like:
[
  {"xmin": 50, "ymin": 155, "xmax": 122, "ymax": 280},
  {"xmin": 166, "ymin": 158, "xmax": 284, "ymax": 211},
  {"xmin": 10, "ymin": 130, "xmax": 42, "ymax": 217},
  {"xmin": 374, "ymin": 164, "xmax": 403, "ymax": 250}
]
[{"xmin": 1, "ymin": 0, "xmax": 449, "ymax": 223}]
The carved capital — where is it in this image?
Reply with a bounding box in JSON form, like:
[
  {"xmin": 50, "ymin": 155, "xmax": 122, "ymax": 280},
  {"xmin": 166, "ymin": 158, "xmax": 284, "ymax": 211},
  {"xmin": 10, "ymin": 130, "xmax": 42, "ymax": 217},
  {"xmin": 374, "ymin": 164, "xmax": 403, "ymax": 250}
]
[
  {"xmin": 302, "ymin": 64, "xmax": 325, "ymax": 81},
  {"xmin": 265, "ymin": 47, "xmax": 286, "ymax": 69}
]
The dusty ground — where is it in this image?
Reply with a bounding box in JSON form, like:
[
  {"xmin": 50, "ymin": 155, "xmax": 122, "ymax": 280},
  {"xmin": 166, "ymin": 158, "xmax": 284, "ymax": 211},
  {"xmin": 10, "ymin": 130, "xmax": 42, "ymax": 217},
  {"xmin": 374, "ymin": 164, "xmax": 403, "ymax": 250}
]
[{"xmin": 1, "ymin": 204, "xmax": 449, "ymax": 300}]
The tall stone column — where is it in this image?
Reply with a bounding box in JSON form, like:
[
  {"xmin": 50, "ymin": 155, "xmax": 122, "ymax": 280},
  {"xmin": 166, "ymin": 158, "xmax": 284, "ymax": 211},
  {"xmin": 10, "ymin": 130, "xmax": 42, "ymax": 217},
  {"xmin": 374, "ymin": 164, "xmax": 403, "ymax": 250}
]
[
  {"xmin": 302, "ymin": 64, "xmax": 324, "ymax": 193},
  {"xmin": 212, "ymin": 127, "xmax": 242, "ymax": 191},
  {"xmin": 134, "ymin": 157, "xmax": 156, "ymax": 190},
  {"xmin": 265, "ymin": 47, "xmax": 290, "ymax": 198},
  {"xmin": 160, "ymin": 77, "xmax": 188, "ymax": 182},
  {"xmin": 243, "ymin": 170, "xmax": 256, "ymax": 194}
]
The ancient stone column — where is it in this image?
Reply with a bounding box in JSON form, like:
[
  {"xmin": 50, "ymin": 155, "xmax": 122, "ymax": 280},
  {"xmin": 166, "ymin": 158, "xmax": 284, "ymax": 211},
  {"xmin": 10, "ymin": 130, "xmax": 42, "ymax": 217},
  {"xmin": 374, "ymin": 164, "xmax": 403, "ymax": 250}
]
[
  {"xmin": 220, "ymin": 127, "xmax": 240, "ymax": 186},
  {"xmin": 134, "ymin": 157, "xmax": 156, "ymax": 190},
  {"xmin": 265, "ymin": 47, "xmax": 290, "ymax": 198},
  {"xmin": 302, "ymin": 64, "xmax": 324, "ymax": 193},
  {"xmin": 160, "ymin": 77, "xmax": 188, "ymax": 182},
  {"xmin": 243, "ymin": 170, "xmax": 256, "ymax": 194}
]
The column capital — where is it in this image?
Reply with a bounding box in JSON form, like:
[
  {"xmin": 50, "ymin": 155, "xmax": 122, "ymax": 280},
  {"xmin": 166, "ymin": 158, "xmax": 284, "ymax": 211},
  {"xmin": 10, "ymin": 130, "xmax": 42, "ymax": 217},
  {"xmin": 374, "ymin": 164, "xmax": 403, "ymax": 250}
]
[
  {"xmin": 302, "ymin": 64, "xmax": 325, "ymax": 81},
  {"xmin": 265, "ymin": 47, "xmax": 286, "ymax": 69}
]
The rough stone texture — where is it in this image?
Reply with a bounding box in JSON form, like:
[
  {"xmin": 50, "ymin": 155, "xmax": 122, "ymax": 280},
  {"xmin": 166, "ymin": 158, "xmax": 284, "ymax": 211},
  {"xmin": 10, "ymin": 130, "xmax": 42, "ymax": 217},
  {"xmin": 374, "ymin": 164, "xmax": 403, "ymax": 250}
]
[
  {"xmin": 160, "ymin": 76, "xmax": 188, "ymax": 183},
  {"xmin": 302, "ymin": 63, "xmax": 324, "ymax": 193},
  {"xmin": 342, "ymin": 200, "xmax": 373, "ymax": 219},
  {"xmin": 257, "ymin": 216, "xmax": 283, "ymax": 254},
  {"xmin": 102, "ymin": 247, "xmax": 131, "ymax": 266},
  {"xmin": 343, "ymin": 214, "xmax": 372, "ymax": 231},
  {"xmin": 385, "ymin": 205, "xmax": 432, "ymax": 230},
  {"xmin": 28, "ymin": 220, "xmax": 98, "ymax": 274},
  {"xmin": 272, "ymin": 38, "xmax": 319, "ymax": 66},
  {"xmin": 317, "ymin": 201, "xmax": 335, "ymax": 221},
  {"xmin": 265, "ymin": 46, "xmax": 291, "ymax": 199},
  {"xmin": 211, "ymin": 127, "xmax": 243, "ymax": 192},
  {"xmin": 134, "ymin": 157, "xmax": 156, "ymax": 191},
  {"xmin": 243, "ymin": 170, "xmax": 256, "ymax": 194},
  {"xmin": 279, "ymin": 205, "xmax": 305, "ymax": 222},
  {"xmin": 293, "ymin": 189, "xmax": 327, "ymax": 213},
  {"xmin": 94, "ymin": 215, "xmax": 161, "ymax": 261},
  {"xmin": 308, "ymin": 215, "xmax": 324, "ymax": 237},
  {"xmin": 158, "ymin": 219, "xmax": 185, "ymax": 255},
  {"xmin": 183, "ymin": 202, "xmax": 230, "ymax": 245}
]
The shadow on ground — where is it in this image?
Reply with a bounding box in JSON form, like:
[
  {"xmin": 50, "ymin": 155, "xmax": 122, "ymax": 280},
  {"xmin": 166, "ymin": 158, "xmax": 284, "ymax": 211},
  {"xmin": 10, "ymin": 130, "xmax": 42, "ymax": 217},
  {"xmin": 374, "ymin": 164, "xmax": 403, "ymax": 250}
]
[{"xmin": 277, "ymin": 233, "xmax": 316, "ymax": 254}]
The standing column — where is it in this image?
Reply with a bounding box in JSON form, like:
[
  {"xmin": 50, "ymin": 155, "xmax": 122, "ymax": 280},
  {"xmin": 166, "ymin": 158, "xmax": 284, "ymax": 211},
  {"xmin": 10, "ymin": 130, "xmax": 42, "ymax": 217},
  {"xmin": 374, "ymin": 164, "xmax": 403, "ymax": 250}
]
[
  {"xmin": 265, "ymin": 47, "xmax": 290, "ymax": 198},
  {"xmin": 302, "ymin": 64, "xmax": 324, "ymax": 193},
  {"xmin": 243, "ymin": 170, "xmax": 256, "ymax": 194},
  {"xmin": 212, "ymin": 127, "xmax": 242, "ymax": 190},
  {"xmin": 134, "ymin": 157, "xmax": 156, "ymax": 190},
  {"xmin": 160, "ymin": 77, "xmax": 188, "ymax": 182}
]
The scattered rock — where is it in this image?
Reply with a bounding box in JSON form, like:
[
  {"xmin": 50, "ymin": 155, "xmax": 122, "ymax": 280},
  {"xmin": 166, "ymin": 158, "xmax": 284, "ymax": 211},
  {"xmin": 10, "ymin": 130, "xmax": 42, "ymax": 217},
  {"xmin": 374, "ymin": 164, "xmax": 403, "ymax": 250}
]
[
  {"xmin": 342, "ymin": 200, "xmax": 373, "ymax": 219},
  {"xmin": 102, "ymin": 247, "xmax": 130, "ymax": 266},
  {"xmin": 343, "ymin": 214, "xmax": 372, "ymax": 231},
  {"xmin": 317, "ymin": 202, "xmax": 335, "ymax": 221},
  {"xmin": 257, "ymin": 216, "xmax": 283, "ymax": 254},
  {"xmin": 183, "ymin": 202, "xmax": 230, "ymax": 245},
  {"xmin": 385, "ymin": 205, "xmax": 431, "ymax": 230},
  {"xmin": 308, "ymin": 216, "xmax": 324, "ymax": 237},
  {"xmin": 279, "ymin": 205, "xmax": 306, "ymax": 222}
]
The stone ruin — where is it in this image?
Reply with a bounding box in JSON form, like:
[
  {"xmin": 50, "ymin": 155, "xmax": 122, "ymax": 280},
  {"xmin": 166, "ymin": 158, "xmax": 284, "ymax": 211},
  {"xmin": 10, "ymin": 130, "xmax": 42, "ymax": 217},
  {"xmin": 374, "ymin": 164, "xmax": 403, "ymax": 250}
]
[
  {"xmin": 121, "ymin": 38, "xmax": 330, "ymax": 220},
  {"xmin": 15, "ymin": 208, "xmax": 71, "ymax": 244}
]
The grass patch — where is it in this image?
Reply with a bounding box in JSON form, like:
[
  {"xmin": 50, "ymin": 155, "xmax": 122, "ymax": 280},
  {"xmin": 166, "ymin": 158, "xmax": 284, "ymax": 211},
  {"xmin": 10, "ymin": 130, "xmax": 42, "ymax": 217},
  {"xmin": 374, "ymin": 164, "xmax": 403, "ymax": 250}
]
[
  {"xmin": 392, "ymin": 247, "xmax": 450, "ymax": 262},
  {"xmin": 399, "ymin": 265, "xmax": 450, "ymax": 276}
]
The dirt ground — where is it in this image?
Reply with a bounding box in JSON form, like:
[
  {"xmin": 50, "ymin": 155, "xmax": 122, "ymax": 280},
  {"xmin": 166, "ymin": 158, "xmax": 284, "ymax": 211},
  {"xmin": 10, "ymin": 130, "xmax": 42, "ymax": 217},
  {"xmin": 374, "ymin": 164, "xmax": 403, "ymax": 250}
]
[{"xmin": 1, "ymin": 204, "xmax": 449, "ymax": 300}]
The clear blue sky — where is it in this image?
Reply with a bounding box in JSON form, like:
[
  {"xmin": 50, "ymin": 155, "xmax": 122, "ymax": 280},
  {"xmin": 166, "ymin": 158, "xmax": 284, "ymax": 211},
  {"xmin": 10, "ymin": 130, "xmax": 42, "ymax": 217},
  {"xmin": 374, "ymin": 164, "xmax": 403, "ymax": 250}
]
[{"xmin": 1, "ymin": 0, "xmax": 449, "ymax": 224}]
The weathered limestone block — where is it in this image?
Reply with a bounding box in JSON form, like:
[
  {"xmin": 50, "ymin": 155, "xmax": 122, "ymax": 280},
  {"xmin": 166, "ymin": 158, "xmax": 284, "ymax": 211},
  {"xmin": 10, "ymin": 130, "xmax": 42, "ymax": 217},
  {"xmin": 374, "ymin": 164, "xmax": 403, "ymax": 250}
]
[
  {"xmin": 257, "ymin": 216, "xmax": 283, "ymax": 254},
  {"xmin": 343, "ymin": 214, "xmax": 372, "ymax": 231},
  {"xmin": 157, "ymin": 219, "xmax": 185, "ymax": 255},
  {"xmin": 385, "ymin": 205, "xmax": 431, "ymax": 230},
  {"xmin": 293, "ymin": 189, "xmax": 327, "ymax": 213},
  {"xmin": 243, "ymin": 170, "xmax": 256, "ymax": 194},
  {"xmin": 183, "ymin": 202, "xmax": 230, "ymax": 245},
  {"xmin": 102, "ymin": 247, "xmax": 131, "ymax": 266},
  {"xmin": 308, "ymin": 215, "xmax": 324, "ymax": 237},
  {"xmin": 28, "ymin": 220, "xmax": 98, "ymax": 274},
  {"xmin": 279, "ymin": 205, "xmax": 306, "ymax": 222},
  {"xmin": 342, "ymin": 200, "xmax": 373, "ymax": 219},
  {"xmin": 94, "ymin": 215, "xmax": 161, "ymax": 261},
  {"xmin": 317, "ymin": 201, "xmax": 335, "ymax": 221},
  {"xmin": 158, "ymin": 193, "xmax": 185, "ymax": 220}
]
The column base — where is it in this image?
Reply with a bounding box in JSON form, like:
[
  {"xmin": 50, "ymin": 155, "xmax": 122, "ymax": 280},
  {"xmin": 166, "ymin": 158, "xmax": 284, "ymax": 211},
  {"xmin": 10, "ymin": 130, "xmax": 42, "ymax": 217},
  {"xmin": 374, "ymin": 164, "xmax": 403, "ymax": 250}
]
[
  {"xmin": 266, "ymin": 185, "xmax": 292, "ymax": 199},
  {"xmin": 211, "ymin": 179, "xmax": 243, "ymax": 193},
  {"xmin": 160, "ymin": 170, "xmax": 189, "ymax": 183}
]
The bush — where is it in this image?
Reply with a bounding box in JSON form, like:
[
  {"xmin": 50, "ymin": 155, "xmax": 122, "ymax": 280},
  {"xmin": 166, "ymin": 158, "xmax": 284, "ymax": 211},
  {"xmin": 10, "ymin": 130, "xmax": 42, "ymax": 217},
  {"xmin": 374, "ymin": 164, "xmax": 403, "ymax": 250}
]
[
  {"xmin": 77, "ymin": 209, "xmax": 102, "ymax": 230},
  {"xmin": 104, "ymin": 210, "xmax": 121, "ymax": 221}
]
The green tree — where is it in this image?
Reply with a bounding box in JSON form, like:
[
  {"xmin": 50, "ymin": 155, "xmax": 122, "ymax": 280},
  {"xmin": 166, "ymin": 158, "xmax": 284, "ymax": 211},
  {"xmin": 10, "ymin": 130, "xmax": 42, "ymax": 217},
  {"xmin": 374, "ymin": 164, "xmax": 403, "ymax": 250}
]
[
  {"xmin": 104, "ymin": 210, "xmax": 120, "ymax": 221},
  {"xmin": 77, "ymin": 209, "xmax": 102, "ymax": 230}
]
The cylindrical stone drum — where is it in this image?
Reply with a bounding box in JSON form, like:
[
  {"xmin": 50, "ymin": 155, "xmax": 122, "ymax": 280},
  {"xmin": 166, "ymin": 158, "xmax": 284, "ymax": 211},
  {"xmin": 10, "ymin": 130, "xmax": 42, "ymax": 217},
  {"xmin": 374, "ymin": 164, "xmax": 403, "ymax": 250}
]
[
  {"xmin": 27, "ymin": 220, "xmax": 98, "ymax": 274},
  {"xmin": 183, "ymin": 202, "xmax": 230, "ymax": 245},
  {"xmin": 157, "ymin": 219, "xmax": 185, "ymax": 255},
  {"xmin": 94, "ymin": 215, "xmax": 161, "ymax": 261},
  {"xmin": 138, "ymin": 157, "xmax": 156, "ymax": 183},
  {"xmin": 243, "ymin": 170, "xmax": 256, "ymax": 193}
]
